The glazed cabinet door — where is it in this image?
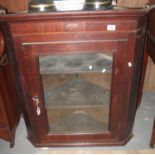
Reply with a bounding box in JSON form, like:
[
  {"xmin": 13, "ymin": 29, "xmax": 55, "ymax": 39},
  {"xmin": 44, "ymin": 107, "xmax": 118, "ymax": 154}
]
[{"xmin": 16, "ymin": 38, "xmax": 130, "ymax": 146}]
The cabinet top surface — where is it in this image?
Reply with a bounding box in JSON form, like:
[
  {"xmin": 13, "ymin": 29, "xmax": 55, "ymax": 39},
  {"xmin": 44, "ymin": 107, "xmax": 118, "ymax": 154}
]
[{"xmin": 0, "ymin": 9, "xmax": 148, "ymax": 22}]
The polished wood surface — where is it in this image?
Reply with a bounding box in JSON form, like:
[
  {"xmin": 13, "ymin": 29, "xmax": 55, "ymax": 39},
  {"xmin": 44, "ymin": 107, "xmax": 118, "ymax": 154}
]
[
  {"xmin": 0, "ymin": 9, "xmax": 147, "ymax": 147},
  {"xmin": 0, "ymin": 0, "xmax": 152, "ymax": 92}
]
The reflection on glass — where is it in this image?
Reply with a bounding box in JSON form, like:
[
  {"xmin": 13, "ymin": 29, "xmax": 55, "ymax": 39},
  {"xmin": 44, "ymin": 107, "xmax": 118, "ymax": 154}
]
[{"xmin": 39, "ymin": 53, "xmax": 113, "ymax": 134}]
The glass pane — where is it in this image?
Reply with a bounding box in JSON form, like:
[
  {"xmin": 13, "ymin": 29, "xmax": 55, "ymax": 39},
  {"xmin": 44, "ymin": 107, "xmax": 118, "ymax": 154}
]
[{"xmin": 39, "ymin": 53, "xmax": 113, "ymax": 134}]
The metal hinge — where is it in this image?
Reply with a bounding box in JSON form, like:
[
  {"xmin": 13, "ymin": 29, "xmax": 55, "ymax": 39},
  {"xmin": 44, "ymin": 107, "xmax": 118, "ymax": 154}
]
[{"xmin": 0, "ymin": 54, "xmax": 8, "ymax": 66}]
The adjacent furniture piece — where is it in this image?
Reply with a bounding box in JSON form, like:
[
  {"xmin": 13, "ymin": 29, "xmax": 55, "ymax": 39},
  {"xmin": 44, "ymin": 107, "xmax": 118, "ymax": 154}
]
[
  {"xmin": 147, "ymin": 6, "xmax": 155, "ymax": 148},
  {"xmin": 0, "ymin": 9, "xmax": 147, "ymax": 147},
  {"xmin": 147, "ymin": 6, "xmax": 155, "ymax": 63},
  {"xmin": 0, "ymin": 23, "xmax": 21, "ymax": 147},
  {"xmin": 150, "ymin": 119, "xmax": 155, "ymax": 148}
]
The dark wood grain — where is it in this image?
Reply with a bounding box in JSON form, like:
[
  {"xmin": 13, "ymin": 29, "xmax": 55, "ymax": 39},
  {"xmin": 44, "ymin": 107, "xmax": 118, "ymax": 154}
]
[{"xmin": 0, "ymin": 9, "xmax": 147, "ymax": 147}]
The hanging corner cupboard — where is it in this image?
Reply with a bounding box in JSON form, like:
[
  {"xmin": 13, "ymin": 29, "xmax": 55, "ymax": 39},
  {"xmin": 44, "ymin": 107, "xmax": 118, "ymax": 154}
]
[{"xmin": 0, "ymin": 9, "xmax": 147, "ymax": 147}]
